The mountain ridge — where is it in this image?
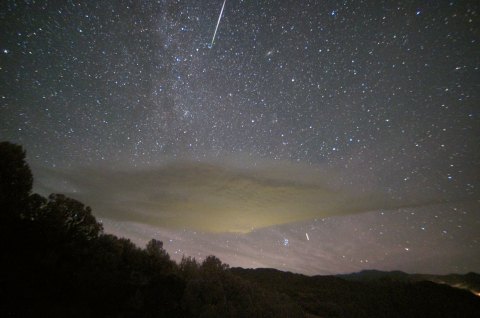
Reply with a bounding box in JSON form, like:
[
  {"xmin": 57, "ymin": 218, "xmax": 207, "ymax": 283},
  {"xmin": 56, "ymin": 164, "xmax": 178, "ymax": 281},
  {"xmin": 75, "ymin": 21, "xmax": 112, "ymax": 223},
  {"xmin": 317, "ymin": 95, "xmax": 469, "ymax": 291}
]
[{"xmin": 230, "ymin": 267, "xmax": 480, "ymax": 317}]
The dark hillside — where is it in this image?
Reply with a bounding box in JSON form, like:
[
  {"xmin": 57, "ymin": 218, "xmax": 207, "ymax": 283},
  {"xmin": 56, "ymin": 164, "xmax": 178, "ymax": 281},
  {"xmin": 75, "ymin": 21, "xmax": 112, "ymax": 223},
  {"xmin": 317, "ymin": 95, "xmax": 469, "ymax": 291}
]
[
  {"xmin": 339, "ymin": 270, "xmax": 480, "ymax": 297},
  {"xmin": 231, "ymin": 267, "xmax": 480, "ymax": 318}
]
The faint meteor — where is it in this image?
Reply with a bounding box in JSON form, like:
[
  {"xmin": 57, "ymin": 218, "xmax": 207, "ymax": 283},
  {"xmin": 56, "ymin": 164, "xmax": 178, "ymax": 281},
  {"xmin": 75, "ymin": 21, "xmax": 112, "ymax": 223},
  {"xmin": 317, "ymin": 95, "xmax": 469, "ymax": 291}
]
[{"xmin": 210, "ymin": 0, "xmax": 227, "ymax": 47}]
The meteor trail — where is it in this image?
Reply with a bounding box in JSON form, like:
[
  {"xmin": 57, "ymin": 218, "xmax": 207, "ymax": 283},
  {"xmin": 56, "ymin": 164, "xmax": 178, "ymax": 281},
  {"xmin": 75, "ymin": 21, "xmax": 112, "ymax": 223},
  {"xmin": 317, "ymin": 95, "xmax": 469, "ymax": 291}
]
[{"xmin": 210, "ymin": 0, "xmax": 227, "ymax": 47}]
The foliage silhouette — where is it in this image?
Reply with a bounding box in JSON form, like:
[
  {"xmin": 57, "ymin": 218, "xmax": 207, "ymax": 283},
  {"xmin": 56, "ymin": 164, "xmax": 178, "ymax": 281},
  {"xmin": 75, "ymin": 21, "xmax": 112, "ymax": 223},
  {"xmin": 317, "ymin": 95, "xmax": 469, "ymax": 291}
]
[
  {"xmin": 0, "ymin": 141, "xmax": 33, "ymax": 220},
  {"xmin": 0, "ymin": 141, "xmax": 302, "ymax": 318}
]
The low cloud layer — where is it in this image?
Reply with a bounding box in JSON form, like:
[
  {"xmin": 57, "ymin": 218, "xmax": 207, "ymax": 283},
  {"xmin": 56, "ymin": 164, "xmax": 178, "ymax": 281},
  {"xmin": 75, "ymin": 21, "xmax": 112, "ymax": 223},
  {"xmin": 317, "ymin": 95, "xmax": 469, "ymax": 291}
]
[
  {"xmin": 101, "ymin": 200, "xmax": 480, "ymax": 275},
  {"xmin": 33, "ymin": 160, "xmax": 465, "ymax": 233}
]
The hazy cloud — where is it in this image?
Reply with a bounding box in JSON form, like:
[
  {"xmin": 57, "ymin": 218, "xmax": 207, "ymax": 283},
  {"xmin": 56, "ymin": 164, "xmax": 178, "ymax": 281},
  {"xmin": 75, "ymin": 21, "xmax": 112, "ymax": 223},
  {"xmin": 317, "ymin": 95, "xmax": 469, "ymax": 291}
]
[{"xmin": 33, "ymin": 160, "xmax": 466, "ymax": 233}]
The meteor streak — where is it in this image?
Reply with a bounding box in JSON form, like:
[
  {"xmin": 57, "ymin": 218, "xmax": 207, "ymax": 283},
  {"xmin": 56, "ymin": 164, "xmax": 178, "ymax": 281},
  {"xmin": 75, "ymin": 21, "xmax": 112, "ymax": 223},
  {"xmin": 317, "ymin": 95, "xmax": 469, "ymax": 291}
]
[{"xmin": 210, "ymin": 0, "xmax": 227, "ymax": 47}]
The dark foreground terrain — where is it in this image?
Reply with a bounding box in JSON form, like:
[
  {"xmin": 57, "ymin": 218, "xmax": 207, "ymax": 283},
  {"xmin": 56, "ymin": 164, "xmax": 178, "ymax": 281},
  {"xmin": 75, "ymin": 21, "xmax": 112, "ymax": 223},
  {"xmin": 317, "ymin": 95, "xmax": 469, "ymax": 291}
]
[
  {"xmin": 1, "ymin": 141, "xmax": 479, "ymax": 317},
  {"xmin": 232, "ymin": 268, "xmax": 480, "ymax": 318}
]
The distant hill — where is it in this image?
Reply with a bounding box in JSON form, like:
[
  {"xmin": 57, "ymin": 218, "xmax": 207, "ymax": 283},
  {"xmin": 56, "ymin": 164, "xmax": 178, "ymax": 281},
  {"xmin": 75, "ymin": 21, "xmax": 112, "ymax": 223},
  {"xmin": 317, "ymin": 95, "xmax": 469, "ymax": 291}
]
[
  {"xmin": 338, "ymin": 269, "xmax": 480, "ymax": 296},
  {"xmin": 230, "ymin": 267, "xmax": 480, "ymax": 318}
]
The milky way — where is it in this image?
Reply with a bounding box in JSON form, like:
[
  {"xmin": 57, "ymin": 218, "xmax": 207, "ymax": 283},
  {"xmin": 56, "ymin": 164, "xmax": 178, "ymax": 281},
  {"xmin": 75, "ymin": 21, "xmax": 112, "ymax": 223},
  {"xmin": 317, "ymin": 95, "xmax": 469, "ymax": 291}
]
[{"xmin": 1, "ymin": 0, "xmax": 479, "ymax": 274}]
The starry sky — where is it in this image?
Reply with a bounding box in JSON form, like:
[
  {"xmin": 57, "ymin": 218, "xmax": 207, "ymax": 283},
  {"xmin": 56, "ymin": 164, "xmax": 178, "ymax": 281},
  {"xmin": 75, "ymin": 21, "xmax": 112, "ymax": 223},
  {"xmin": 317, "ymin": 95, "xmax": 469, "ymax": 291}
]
[{"xmin": 1, "ymin": 0, "xmax": 479, "ymax": 275}]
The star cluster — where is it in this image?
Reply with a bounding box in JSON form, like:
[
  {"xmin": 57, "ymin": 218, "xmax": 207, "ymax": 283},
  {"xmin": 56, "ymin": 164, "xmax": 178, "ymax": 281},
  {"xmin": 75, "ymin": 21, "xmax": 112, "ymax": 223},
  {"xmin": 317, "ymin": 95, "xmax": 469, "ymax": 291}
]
[{"xmin": 1, "ymin": 0, "xmax": 479, "ymax": 274}]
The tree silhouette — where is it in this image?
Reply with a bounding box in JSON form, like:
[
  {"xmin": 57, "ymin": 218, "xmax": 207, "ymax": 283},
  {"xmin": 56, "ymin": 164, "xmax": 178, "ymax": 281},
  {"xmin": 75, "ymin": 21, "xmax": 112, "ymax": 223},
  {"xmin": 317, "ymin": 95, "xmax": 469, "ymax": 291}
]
[
  {"xmin": 179, "ymin": 256, "xmax": 200, "ymax": 281},
  {"xmin": 146, "ymin": 238, "xmax": 164, "ymax": 254},
  {"xmin": 0, "ymin": 141, "xmax": 33, "ymax": 220},
  {"xmin": 41, "ymin": 193, "xmax": 103, "ymax": 241}
]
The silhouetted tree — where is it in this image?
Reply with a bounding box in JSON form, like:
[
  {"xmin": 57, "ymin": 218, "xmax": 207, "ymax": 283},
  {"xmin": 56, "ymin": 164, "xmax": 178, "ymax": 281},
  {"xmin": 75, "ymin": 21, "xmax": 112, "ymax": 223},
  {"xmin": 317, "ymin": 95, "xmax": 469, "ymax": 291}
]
[
  {"xmin": 179, "ymin": 256, "xmax": 200, "ymax": 280},
  {"xmin": 201, "ymin": 255, "xmax": 229, "ymax": 275},
  {"xmin": 145, "ymin": 238, "xmax": 176, "ymax": 274},
  {"xmin": 146, "ymin": 238, "xmax": 164, "ymax": 254},
  {"xmin": 0, "ymin": 141, "xmax": 34, "ymax": 220},
  {"xmin": 39, "ymin": 193, "xmax": 103, "ymax": 241}
]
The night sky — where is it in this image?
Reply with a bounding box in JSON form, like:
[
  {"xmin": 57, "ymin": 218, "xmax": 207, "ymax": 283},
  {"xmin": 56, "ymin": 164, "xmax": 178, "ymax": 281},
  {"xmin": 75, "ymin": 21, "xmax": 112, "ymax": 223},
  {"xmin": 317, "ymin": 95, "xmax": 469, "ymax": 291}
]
[{"xmin": 1, "ymin": 0, "xmax": 479, "ymax": 275}]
